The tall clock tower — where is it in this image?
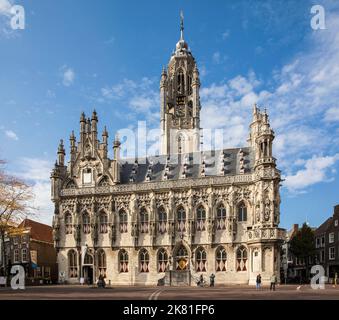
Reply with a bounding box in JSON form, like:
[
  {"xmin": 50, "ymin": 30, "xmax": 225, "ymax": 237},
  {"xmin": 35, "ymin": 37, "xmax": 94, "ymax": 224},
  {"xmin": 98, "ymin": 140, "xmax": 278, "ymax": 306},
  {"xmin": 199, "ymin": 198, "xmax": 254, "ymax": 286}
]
[{"xmin": 160, "ymin": 12, "xmax": 201, "ymax": 155}]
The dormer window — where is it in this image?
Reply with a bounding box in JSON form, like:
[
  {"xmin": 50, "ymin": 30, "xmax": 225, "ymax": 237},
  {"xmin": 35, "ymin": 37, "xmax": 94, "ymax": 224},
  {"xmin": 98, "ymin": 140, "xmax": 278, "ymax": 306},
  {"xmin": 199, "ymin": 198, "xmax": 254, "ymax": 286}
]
[{"xmin": 83, "ymin": 168, "xmax": 92, "ymax": 184}]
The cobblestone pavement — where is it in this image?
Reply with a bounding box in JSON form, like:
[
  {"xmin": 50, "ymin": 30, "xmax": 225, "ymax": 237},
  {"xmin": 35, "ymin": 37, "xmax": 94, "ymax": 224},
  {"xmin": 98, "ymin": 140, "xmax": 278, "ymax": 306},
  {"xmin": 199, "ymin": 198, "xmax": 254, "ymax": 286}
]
[{"xmin": 0, "ymin": 284, "xmax": 338, "ymax": 300}]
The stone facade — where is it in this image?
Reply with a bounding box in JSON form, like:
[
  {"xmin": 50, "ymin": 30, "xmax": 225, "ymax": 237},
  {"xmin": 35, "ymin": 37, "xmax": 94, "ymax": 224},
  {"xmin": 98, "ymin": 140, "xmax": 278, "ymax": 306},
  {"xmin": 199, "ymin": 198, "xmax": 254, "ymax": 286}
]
[{"xmin": 51, "ymin": 15, "xmax": 285, "ymax": 286}]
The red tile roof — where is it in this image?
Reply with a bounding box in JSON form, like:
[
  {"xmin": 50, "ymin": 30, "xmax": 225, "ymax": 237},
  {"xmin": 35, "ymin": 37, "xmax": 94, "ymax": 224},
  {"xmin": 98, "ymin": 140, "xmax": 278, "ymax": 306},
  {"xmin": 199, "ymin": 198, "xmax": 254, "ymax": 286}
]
[{"xmin": 19, "ymin": 219, "xmax": 53, "ymax": 243}]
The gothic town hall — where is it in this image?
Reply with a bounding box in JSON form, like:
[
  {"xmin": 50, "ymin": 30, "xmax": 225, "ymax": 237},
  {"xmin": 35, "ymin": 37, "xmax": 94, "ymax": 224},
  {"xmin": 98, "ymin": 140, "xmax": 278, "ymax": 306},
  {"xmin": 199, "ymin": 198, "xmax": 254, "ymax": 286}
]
[{"xmin": 51, "ymin": 16, "xmax": 285, "ymax": 286}]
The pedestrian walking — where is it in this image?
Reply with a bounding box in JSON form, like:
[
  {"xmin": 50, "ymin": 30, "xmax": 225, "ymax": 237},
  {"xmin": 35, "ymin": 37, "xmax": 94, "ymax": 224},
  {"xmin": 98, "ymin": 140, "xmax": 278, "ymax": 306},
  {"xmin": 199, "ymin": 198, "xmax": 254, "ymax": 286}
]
[
  {"xmin": 199, "ymin": 274, "xmax": 204, "ymax": 287},
  {"xmin": 210, "ymin": 273, "xmax": 215, "ymax": 287},
  {"xmin": 256, "ymin": 274, "xmax": 261, "ymax": 290},
  {"xmin": 270, "ymin": 273, "xmax": 277, "ymax": 291}
]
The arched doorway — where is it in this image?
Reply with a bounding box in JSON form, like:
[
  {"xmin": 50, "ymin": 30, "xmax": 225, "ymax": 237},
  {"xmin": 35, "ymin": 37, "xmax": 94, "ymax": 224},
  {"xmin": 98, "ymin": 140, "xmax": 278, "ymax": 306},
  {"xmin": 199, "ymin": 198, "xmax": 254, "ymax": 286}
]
[{"xmin": 83, "ymin": 253, "xmax": 94, "ymax": 284}]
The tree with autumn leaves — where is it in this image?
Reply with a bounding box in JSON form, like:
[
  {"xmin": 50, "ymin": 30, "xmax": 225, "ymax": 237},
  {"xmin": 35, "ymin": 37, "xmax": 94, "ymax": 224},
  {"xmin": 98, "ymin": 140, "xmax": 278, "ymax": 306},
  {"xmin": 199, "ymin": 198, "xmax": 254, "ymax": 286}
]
[{"xmin": 0, "ymin": 160, "xmax": 35, "ymax": 276}]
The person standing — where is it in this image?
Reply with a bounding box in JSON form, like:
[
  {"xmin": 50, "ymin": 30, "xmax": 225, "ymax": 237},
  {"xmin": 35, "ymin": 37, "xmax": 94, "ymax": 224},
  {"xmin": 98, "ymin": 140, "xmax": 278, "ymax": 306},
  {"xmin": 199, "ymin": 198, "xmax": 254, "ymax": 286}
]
[
  {"xmin": 256, "ymin": 274, "xmax": 262, "ymax": 290},
  {"xmin": 270, "ymin": 273, "xmax": 277, "ymax": 291},
  {"xmin": 210, "ymin": 273, "xmax": 215, "ymax": 287},
  {"xmin": 198, "ymin": 274, "xmax": 204, "ymax": 287}
]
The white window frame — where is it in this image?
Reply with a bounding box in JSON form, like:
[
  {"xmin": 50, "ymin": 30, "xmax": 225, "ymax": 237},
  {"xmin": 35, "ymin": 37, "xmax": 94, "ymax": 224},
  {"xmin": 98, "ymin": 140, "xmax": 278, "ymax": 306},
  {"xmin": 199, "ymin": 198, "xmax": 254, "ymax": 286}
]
[
  {"xmin": 22, "ymin": 248, "xmax": 28, "ymax": 263},
  {"xmin": 335, "ymin": 220, "xmax": 338, "ymax": 227},
  {"xmin": 329, "ymin": 247, "xmax": 335, "ymax": 260},
  {"xmin": 14, "ymin": 249, "xmax": 19, "ymax": 263},
  {"xmin": 329, "ymin": 232, "xmax": 335, "ymax": 244}
]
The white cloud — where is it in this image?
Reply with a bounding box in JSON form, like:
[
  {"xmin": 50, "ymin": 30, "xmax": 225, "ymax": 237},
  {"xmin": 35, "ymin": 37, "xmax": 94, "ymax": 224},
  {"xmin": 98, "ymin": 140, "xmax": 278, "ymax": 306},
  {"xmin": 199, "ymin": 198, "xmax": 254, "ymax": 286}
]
[
  {"xmin": 283, "ymin": 154, "xmax": 339, "ymax": 192},
  {"xmin": 61, "ymin": 66, "xmax": 75, "ymax": 86},
  {"xmin": 13, "ymin": 157, "xmax": 54, "ymax": 225},
  {"xmin": 198, "ymin": 9, "xmax": 339, "ymax": 193},
  {"xmin": 17, "ymin": 157, "xmax": 51, "ymax": 181},
  {"xmin": 324, "ymin": 107, "xmax": 339, "ymax": 122},
  {"xmin": 5, "ymin": 129, "xmax": 18, "ymax": 140},
  {"xmin": 0, "ymin": 0, "xmax": 12, "ymax": 15},
  {"xmin": 100, "ymin": 77, "xmax": 159, "ymax": 123}
]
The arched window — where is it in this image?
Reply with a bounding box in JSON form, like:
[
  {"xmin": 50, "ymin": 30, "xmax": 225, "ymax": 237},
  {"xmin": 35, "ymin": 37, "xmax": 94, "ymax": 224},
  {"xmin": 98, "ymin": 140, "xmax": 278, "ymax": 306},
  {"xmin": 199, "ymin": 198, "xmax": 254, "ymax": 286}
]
[
  {"xmin": 216, "ymin": 247, "xmax": 227, "ymax": 271},
  {"xmin": 98, "ymin": 176, "xmax": 109, "ymax": 187},
  {"xmin": 99, "ymin": 212, "xmax": 108, "ymax": 234},
  {"xmin": 119, "ymin": 250, "xmax": 129, "ymax": 273},
  {"xmin": 216, "ymin": 204, "xmax": 227, "ymax": 230},
  {"xmin": 177, "ymin": 206, "xmax": 186, "ymax": 232},
  {"xmin": 196, "ymin": 205, "xmax": 206, "ymax": 231},
  {"xmin": 236, "ymin": 246, "xmax": 248, "ymax": 272},
  {"xmin": 139, "ymin": 208, "xmax": 149, "ymax": 233},
  {"xmin": 97, "ymin": 249, "xmax": 106, "ymax": 277},
  {"xmin": 68, "ymin": 250, "xmax": 78, "ymax": 278},
  {"xmin": 187, "ymin": 75, "xmax": 192, "ymax": 95},
  {"xmin": 82, "ymin": 213, "xmax": 90, "ymax": 234},
  {"xmin": 195, "ymin": 247, "xmax": 207, "ymax": 272},
  {"xmin": 158, "ymin": 207, "xmax": 167, "ymax": 234},
  {"xmin": 177, "ymin": 70, "xmax": 185, "ymax": 94},
  {"xmin": 139, "ymin": 248, "xmax": 150, "ymax": 273},
  {"xmin": 65, "ymin": 213, "xmax": 73, "ymax": 235},
  {"xmin": 84, "ymin": 253, "xmax": 93, "ymax": 265},
  {"xmin": 119, "ymin": 209, "xmax": 128, "ymax": 233},
  {"xmin": 238, "ymin": 202, "xmax": 247, "ymax": 222},
  {"xmin": 157, "ymin": 248, "xmax": 169, "ymax": 272},
  {"xmin": 65, "ymin": 180, "xmax": 76, "ymax": 189}
]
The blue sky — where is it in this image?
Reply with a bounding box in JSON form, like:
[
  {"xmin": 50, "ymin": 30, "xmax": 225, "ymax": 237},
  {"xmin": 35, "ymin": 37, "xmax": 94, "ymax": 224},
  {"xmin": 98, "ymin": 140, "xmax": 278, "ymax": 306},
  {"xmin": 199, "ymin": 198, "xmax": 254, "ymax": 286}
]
[{"xmin": 0, "ymin": 0, "xmax": 338, "ymax": 228}]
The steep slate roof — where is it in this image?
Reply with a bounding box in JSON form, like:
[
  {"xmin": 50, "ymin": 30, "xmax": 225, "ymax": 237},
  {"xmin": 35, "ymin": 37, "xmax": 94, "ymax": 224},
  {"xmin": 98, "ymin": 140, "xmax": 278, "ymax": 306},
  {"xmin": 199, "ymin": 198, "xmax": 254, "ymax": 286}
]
[
  {"xmin": 119, "ymin": 147, "xmax": 253, "ymax": 184},
  {"xmin": 19, "ymin": 219, "xmax": 53, "ymax": 243},
  {"xmin": 314, "ymin": 217, "xmax": 332, "ymax": 236}
]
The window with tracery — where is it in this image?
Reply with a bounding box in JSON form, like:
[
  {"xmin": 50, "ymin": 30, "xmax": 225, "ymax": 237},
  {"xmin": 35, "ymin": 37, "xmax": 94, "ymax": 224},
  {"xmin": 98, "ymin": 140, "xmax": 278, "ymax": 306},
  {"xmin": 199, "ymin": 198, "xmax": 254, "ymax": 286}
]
[
  {"xmin": 196, "ymin": 206, "xmax": 206, "ymax": 231},
  {"xmin": 119, "ymin": 209, "xmax": 128, "ymax": 233},
  {"xmin": 82, "ymin": 213, "xmax": 91, "ymax": 234},
  {"xmin": 139, "ymin": 208, "xmax": 149, "ymax": 233},
  {"xmin": 139, "ymin": 249, "xmax": 150, "ymax": 273},
  {"xmin": 238, "ymin": 202, "xmax": 247, "ymax": 222},
  {"xmin": 97, "ymin": 249, "xmax": 106, "ymax": 277},
  {"xmin": 177, "ymin": 206, "xmax": 186, "ymax": 232},
  {"xmin": 158, "ymin": 207, "xmax": 167, "ymax": 234},
  {"xmin": 119, "ymin": 250, "xmax": 129, "ymax": 273},
  {"xmin": 99, "ymin": 213, "xmax": 108, "ymax": 234},
  {"xmin": 68, "ymin": 250, "xmax": 78, "ymax": 278},
  {"xmin": 195, "ymin": 247, "xmax": 207, "ymax": 272},
  {"xmin": 157, "ymin": 248, "xmax": 169, "ymax": 272},
  {"xmin": 236, "ymin": 246, "xmax": 248, "ymax": 271},
  {"xmin": 216, "ymin": 247, "xmax": 227, "ymax": 271},
  {"xmin": 216, "ymin": 204, "xmax": 227, "ymax": 230}
]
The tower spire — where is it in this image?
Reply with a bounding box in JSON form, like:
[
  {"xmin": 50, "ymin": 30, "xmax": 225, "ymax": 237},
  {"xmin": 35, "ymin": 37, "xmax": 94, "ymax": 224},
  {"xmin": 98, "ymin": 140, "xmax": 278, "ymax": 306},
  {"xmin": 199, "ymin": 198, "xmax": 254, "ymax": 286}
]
[{"xmin": 180, "ymin": 10, "xmax": 184, "ymax": 40}]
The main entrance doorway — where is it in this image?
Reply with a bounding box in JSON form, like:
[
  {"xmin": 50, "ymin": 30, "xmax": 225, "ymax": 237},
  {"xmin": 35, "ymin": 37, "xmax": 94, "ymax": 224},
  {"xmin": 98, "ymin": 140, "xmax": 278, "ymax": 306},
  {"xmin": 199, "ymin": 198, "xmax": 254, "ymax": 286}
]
[{"xmin": 82, "ymin": 253, "xmax": 94, "ymax": 285}]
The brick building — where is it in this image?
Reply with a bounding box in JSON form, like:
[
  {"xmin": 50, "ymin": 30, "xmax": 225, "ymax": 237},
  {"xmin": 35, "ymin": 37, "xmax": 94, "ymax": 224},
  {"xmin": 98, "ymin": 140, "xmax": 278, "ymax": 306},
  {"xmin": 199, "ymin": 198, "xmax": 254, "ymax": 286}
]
[
  {"xmin": 5, "ymin": 219, "xmax": 58, "ymax": 285},
  {"xmin": 315, "ymin": 205, "xmax": 339, "ymax": 282}
]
